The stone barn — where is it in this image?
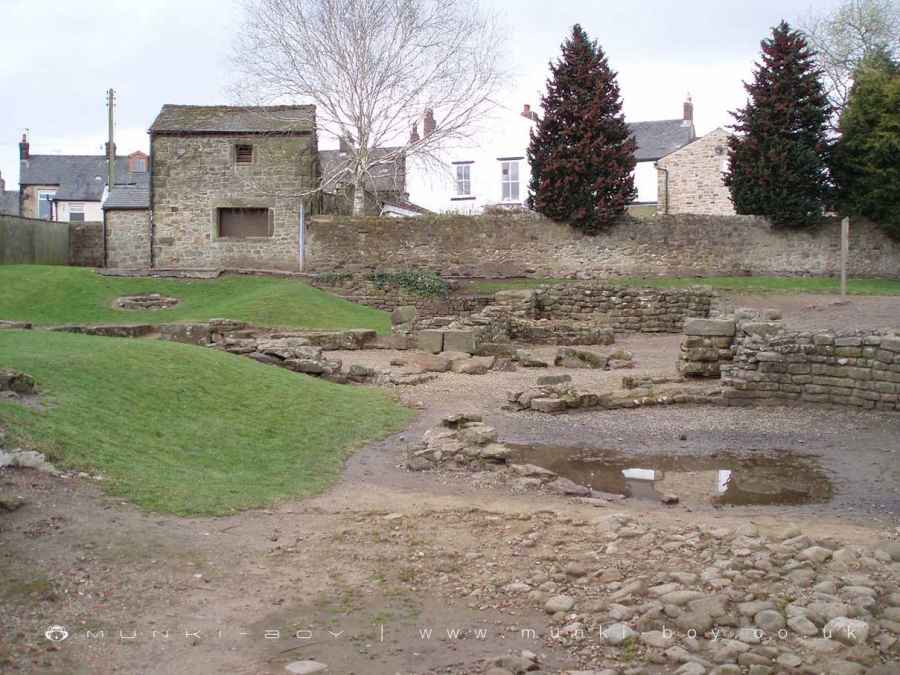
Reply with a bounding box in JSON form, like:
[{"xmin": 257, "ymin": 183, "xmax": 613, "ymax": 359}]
[{"xmin": 148, "ymin": 104, "xmax": 318, "ymax": 270}]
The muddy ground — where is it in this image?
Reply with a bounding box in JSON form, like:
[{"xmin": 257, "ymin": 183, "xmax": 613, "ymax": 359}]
[{"xmin": 1, "ymin": 294, "xmax": 899, "ymax": 675}]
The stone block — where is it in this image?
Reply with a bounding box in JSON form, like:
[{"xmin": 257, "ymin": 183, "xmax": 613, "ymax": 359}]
[
  {"xmin": 159, "ymin": 323, "xmax": 211, "ymax": 345},
  {"xmin": 442, "ymin": 329, "xmax": 477, "ymax": 354},
  {"xmin": 530, "ymin": 397, "xmax": 568, "ymax": 413},
  {"xmin": 391, "ymin": 305, "xmax": 417, "ymax": 325},
  {"xmin": 415, "ymin": 330, "xmax": 444, "ymax": 354},
  {"xmin": 683, "ymin": 318, "xmax": 735, "ymax": 337},
  {"xmin": 741, "ymin": 321, "xmax": 783, "ymax": 338}
]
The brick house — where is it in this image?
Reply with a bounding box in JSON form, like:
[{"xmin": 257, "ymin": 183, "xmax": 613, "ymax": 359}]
[
  {"xmin": 656, "ymin": 127, "xmax": 736, "ymax": 215},
  {"xmin": 147, "ymin": 104, "xmax": 318, "ymax": 270}
]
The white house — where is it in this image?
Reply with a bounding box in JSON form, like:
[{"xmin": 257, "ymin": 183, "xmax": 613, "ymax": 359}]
[
  {"xmin": 406, "ymin": 104, "xmax": 539, "ymax": 214},
  {"xmin": 407, "ymin": 98, "xmax": 696, "ymax": 213}
]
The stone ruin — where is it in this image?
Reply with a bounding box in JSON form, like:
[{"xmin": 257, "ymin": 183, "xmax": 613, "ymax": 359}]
[{"xmin": 114, "ymin": 293, "xmax": 180, "ymax": 311}]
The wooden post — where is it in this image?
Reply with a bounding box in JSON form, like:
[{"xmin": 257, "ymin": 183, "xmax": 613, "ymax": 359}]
[{"xmin": 840, "ymin": 216, "xmax": 849, "ymax": 298}]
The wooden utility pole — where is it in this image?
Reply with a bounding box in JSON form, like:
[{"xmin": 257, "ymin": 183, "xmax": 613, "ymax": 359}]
[
  {"xmin": 106, "ymin": 89, "xmax": 116, "ymax": 190},
  {"xmin": 840, "ymin": 217, "xmax": 849, "ymax": 298}
]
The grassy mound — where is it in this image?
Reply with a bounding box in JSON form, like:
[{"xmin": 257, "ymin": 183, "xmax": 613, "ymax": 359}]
[
  {"xmin": 0, "ymin": 331, "xmax": 412, "ymax": 515},
  {"xmin": 0, "ymin": 265, "xmax": 390, "ymax": 332}
]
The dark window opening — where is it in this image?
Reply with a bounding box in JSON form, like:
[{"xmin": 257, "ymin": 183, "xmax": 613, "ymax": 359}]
[
  {"xmin": 217, "ymin": 207, "xmax": 271, "ymax": 238},
  {"xmin": 235, "ymin": 144, "xmax": 253, "ymax": 164}
]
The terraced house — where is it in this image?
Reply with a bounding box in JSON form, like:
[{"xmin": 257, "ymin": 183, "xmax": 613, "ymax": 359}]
[{"xmin": 17, "ymin": 132, "xmax": 149, "ymax": 222}]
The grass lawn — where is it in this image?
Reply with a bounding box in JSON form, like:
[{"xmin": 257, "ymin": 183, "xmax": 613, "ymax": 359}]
[
  {"xmin": 0, "ymin": 265, "xmax": 391, "ymax": 333},
  {"xmin": 0, "ymin": 330, "xmax": 412, "ymax": 515},
  {"xmin": 469, "ymin": 275, "xmax": 900, "ymax": 296}
]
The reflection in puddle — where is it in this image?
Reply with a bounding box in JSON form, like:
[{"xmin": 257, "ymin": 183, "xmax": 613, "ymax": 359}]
[{"xmin": 509, "ymin": 446, "xmax": 833, "ymax": 506}]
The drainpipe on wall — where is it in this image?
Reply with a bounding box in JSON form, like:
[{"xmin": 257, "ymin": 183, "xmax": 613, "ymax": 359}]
[
  {"xmin": 658, "ymin": 166, "xmax": 669, "ymax": 215},
  {"xmin": 298, "ymin": 202, "xmax": 305, "ymax": 271}
]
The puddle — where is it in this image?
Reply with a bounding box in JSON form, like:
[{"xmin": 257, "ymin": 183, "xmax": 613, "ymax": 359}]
[{"xmin": 509, "ymin": 446, "xmax": 833, "ymax": 506}]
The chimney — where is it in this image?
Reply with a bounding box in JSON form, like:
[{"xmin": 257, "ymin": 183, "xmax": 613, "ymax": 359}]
[
  {"xmin": 409, "ymin": 122, "xmax": 420, "ymax": 144},
  {"xmin": 19, "ymin": 132, "xmax": 29, "ymax": 160},
  {"xmin": 683, "ymin": 95, "xmax": 694, "ymax": 124},
  {"xmin": 423, "ymin": 109, "xmax": 435, "ymax": 136},
  {"xmin": 0, "ymin": 170, "xmax": 4, "ymax": 192},
  {"xmin": 521, "ymin": 104, "xmax": 538, "ymax": 121},
  {"xmin": 339, "ymin": 135, "xmax": 352, "ymax": 154}
]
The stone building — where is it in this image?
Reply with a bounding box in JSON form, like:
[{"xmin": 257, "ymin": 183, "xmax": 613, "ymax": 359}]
[
  {"xmin": 103, "ymin": 185, "xmax": 151, "ymax": 269},
  {"xmin": 656, "ymin": 127, "xmax": 735, "ymax": 216},
  {"xmin": 149, "ymin": 104, "xmax": 318, "ymax": 270}
]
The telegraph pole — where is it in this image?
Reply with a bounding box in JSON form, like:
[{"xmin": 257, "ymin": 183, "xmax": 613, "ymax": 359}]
[{"xmin": 106, "ymin": 88, "xmax": 116, "ymax": 190}]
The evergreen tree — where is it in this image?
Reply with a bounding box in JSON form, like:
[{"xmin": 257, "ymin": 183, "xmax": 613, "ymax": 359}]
[
  {"xmin": 830, "ymin": 52, "xmax": 900, "ymax": 236},
  {"xmin": 528, "ymin": 25, "xmax": 636, "ymax": 233},
  {"xmin": 725, "ymin": 21, "xmax": 831, "ymax": 227}
]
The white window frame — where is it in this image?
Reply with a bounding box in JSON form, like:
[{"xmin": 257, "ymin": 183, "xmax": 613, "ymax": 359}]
[
  {"xmin": 454, "ymin": 163, "xmax": 472, "ymax": 196},
  {"xmin": 69, "ymin": 202, "xmax": 85, "ymax": 223},
  {"xmin": 500, "ymin": 159, "xmax": 521, "ymax": 203},
  {"xmin": 37, "ymin": 190, "xmax": 56, "ymax": 220}
]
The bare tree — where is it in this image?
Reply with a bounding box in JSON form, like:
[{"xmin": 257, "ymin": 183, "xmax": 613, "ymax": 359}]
[
  {"xmin": 800, "ymin": 0, "xmax": 900, "ymax": 123},
  {"xmin": 231, "ymin": 0, "xmax": 506, "ymax": 215}
]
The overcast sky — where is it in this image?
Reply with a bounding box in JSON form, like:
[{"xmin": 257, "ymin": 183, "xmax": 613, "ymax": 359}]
[{"xmin": 0, "ymin": 0, "xmax": 842, "ymax": 188}]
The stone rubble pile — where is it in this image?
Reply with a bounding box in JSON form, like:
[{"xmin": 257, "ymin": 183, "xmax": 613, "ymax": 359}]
[
  {"xmin": 506, "ymin": 380, "xmax": 723, "ymax": 414},
  {"xmin": 114, "ymin": 293, "xmax": 180, "ymax": 310},
  {"xmin": 406, "ymin": 413, "xmax": 514, "ymax": 471},
  {"xmin": 0, "ymin": 369, "xmax": 36, "ymax": 396}
]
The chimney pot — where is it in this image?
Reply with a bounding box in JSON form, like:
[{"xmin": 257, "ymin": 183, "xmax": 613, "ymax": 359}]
[
  {"xmin": 683, "ymin": 95, "xmax": 694, "ymax": 123},
  {"xmin": 409, "ymin": 122, "xmax": 420, "ymax": 144},
  {"xmin": 19, "ymin": 132, "xmax": 29, "ymax": 160}
]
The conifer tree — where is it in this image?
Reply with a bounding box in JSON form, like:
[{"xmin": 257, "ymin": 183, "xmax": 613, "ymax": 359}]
[
  {"xmin": 830, "ymin": 52, "xmax": 900, "ymax": 236},
  {"xmin": 528, "ymin": 25, "xmax": 636, "ymax": 233},
  {"xmin": 725, "ymin": 21, "xmax": 831, "ymax": 227}
]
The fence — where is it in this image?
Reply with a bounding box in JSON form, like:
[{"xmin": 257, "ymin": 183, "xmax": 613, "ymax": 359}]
[{"xmin": 0, "ymin": 215, "xmax": 102, "ymax": 266}]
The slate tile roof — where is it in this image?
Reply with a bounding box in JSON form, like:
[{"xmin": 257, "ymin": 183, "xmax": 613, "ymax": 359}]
[
  {"xmin": 149, "ymin": 105, "xmax": 316, "ymax": 134},
  {"xmin": 19, "ymin": 155, "xmax": 149, "ymax": 202},
  {"xmin": 103, "ymin": 186, "xmax": 150, "ymax": 210},
  {"xmin": 628, "ymin": 119, "xmax": 696, "ymax": 161}
]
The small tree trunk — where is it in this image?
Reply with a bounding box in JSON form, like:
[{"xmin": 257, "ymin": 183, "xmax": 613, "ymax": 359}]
[{"xmin": 352, "ymin": 174, "xmax": 366, "ymax": 216}]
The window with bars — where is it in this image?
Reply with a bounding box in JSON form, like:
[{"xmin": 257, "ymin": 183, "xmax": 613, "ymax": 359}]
[
  {"xmin": 500, "ymin": 160, "xmax": 520, "ymax": 202},
  {"xmin": 235, "ymin": 144, "xmax": 254, "ymax": 165},
  {"xmin": 455, "ymin": 164, "xmax": 471, "ymax": 196}
]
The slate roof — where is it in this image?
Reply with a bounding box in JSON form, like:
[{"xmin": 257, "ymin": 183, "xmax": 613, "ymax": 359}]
[
  {"xmin": 150, "ymin": 105, "xmax": 316, "ymax": 134},
  {"xmin": 0, "ymin": 190, "xmax": 19, "ymax": 216},
  {"xmin": 318, "ymin": 148, "xmax": 406, "ymax": 193},
  {"xmin": 19, "ymin": 155, "xmax": 149, "ymax": 202},
  {"xmin": 104, "ymin": 186, "xmax": 150, "ymax": 210},
  {"xmin": 628, "ymin": 119, "xmax": 695, "ymax": 162}
]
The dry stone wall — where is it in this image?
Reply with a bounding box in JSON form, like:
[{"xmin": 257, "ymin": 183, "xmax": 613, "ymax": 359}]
[
  {"xmin": 721, "ymin": 330, "xmax": 900, "ymax": 410},
  {"xmin": 304, "ymin": 213, "xmax": 900, "ymax": 278}
]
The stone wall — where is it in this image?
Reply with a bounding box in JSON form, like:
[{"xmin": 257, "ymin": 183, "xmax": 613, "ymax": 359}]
[
  {"xmin": 151, "ymin": 132, "xmax": 316, "ymax": 270},
  {"xmin": 656, "ymin": 128, "xmax": 736, "ymax": 216},
  {"xmin": 303, "ymin": 213, "xmax": 900, "ymax": 278},
  {"xmin": 69, "ymin": 222, "xmax": 104, "ymax": 267},
  {"xmin": 721, "ymin": 331, "xmax": 900, "ymax": 410},
  {"xmin": 308, "ymin": 276, "xmax": 493, "ymax": 318},
  {"xmin": 106, "ymin": 209, "xmax": 151, "ymax": 269}
]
